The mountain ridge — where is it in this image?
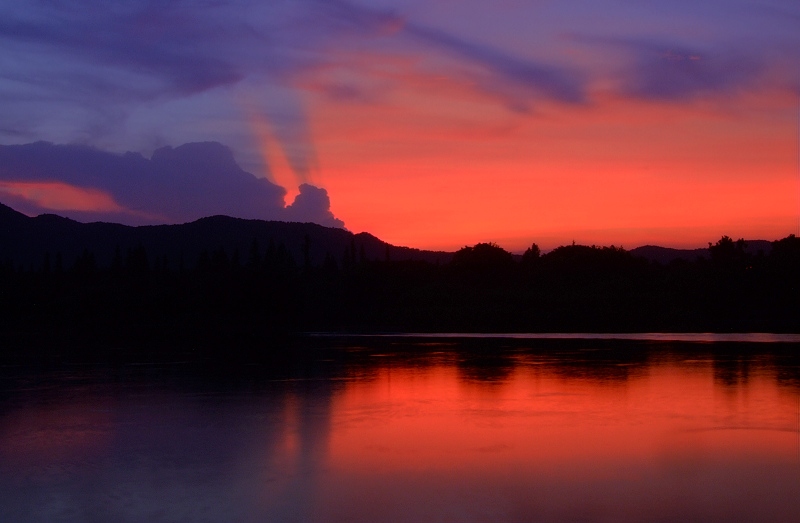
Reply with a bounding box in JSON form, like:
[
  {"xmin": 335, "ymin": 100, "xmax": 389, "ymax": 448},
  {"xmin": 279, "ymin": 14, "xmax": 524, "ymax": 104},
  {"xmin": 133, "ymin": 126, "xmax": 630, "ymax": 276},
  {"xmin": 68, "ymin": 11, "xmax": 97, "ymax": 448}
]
[
  {"xmin": 0, "ymin": 200, "xmax": 783, "ymax": 269},
  {"xmin": 1, "ymin": 200, "xmax": 798, "ymax": 342},
  {"xmin": 628, "ymin": 241, "xmax": 773, "ymax": 264},
  {"xmin": 0, "ymin": 201, "xmax": 452, "ymax": 270}
]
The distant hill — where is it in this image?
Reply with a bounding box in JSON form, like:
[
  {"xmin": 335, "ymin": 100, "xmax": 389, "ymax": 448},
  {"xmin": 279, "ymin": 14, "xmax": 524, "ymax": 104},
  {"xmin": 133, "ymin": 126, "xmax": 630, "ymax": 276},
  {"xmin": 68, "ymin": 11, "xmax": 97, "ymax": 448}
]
[
  {"xmin": 1, "ymin": 199, "xmax": 798, "ymax": 341},
  {"xmin": 0, "ymin": 201, "xmax": 452, "ymax": 271},
  {"xmin": 0, "ymin": 199, "xmax": 781, "ymax": 270},
  {"xmin": 630, "ymin": 240, "xmax": 773, "ymax": 264}
]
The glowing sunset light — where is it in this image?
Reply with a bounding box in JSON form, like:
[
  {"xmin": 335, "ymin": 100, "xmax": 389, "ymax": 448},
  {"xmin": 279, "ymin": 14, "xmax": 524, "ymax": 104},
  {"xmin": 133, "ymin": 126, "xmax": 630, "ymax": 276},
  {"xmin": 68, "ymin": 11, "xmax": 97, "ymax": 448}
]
[
  {"xmin": 3, "ymin": 345, "xmax": 798, "ymax": 521},
  {"xmin": 247, "ymin": 111, "xmax": 303, "ymax": 205},
  {"xmin": 327, "ymin": 359, "xmax": 797, "ymax": 474},
  {"xmin": 0, "ymin": 181, "xmax": 124, "ymax": 213},
  {"xmin": 2, "ymin": 4, "xmax": 800, "ymax": 521},
  {"xmin": 0, "ymin": 0, "xmax": 797, "ymax": 249},
  {"xmin": 311, "ymin": 87, "xmax": 796, "ymax": 250}
]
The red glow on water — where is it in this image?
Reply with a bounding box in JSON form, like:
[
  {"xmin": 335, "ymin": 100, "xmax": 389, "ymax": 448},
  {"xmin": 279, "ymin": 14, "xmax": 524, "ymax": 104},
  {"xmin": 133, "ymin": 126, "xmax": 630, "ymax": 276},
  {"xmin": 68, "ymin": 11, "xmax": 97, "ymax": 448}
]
[
  {"xmin": 0, "ymin": 400, "xmax": 113, "ymax": 466},
  {"xmin": 0, "ymin": 349, "xmax": 797, "ymax": 522},
  {"xmin": 327, "ymin": 359, "xmax": 798, "ymax": 475}
]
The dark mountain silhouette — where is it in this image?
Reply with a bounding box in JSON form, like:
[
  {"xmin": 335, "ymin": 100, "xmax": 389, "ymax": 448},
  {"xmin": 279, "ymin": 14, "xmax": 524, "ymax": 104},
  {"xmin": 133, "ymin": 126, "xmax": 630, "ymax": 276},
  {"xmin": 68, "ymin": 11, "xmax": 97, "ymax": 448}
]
[
  {"xmin": 0, "ymin": 201, "xmax": 451, "ymax": 271},
  {"xmin": 1, "ymin": 199, "xmax": 778, "ymax": 270},
  {"xmin": 0, "ymin": 199, "xmax": 29, "ymax": 227},
  {"xmin": 629, "ymin": 245, "xmax": 709, "ymax": 264},
  {"xmin": 630, "ymin": 240, "xmax": 773, "ymax": 264},
  {"xmin": 0, "ymin": 199, "xmax": 797, "ymax": 352}
]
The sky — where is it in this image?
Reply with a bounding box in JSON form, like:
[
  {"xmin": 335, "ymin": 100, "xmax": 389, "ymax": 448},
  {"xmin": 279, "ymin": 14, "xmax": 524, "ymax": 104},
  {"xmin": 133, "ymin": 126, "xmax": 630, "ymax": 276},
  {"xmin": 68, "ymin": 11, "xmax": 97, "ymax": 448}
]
[{"xmin": 0, "ymin": 0, "xmax": 798, "ymax": 251}]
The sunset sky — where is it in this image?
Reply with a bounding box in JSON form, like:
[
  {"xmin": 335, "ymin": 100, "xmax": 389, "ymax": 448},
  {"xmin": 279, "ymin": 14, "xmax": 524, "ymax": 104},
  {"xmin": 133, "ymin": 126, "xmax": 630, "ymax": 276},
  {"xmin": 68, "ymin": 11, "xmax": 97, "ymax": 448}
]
[{"xmin": 0, "ymin": 0, "xmax": 798, "ymax": 251}]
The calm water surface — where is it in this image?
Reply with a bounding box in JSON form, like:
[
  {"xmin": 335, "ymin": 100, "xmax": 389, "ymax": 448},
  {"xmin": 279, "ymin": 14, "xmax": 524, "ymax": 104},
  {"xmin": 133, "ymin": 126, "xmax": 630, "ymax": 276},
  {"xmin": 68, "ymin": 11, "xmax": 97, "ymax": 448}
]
[{"xmin": 1, "ymin": 336, "xmax": 799, "ymax": 522}]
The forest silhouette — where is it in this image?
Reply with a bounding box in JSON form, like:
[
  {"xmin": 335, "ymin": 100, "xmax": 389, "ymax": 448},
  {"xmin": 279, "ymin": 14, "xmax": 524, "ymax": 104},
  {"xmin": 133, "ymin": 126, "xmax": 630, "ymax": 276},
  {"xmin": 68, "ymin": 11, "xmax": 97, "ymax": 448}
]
[{"xmin": 1, "ymin": 201, "xmax": 798, "ymax": 354}]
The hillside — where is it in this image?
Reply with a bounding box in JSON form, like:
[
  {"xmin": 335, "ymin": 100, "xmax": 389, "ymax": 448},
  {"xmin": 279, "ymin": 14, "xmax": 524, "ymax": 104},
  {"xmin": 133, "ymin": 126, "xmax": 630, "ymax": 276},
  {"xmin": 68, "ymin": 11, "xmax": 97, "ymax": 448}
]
[
  {"xmin": 0, "ymin": 202, "xmax": 452, "ymax": 271},
  {"xmin": 630, "ymin": 241, "xmax": 773, "ymax": 264},
  {"xmin": 1, "ymin": 200, "xmax": 797, "ymax": 348}
]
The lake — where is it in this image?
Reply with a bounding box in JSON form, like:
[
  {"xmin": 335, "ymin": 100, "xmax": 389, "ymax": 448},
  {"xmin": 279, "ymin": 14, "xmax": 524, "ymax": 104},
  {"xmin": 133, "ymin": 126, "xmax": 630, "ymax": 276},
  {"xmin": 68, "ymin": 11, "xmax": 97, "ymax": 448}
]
[{"xmin": 1, "ymin": 335, "xmax": 799, "ymax": 522}]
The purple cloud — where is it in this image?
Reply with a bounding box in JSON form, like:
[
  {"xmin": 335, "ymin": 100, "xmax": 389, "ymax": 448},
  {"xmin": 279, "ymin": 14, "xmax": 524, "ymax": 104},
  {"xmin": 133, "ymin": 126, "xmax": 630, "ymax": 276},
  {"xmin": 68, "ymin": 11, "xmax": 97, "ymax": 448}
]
[
  {"xmin": 0, "ymin": 141, "xmax": 344, "ymax": 228},
  {"xmin": 0, "ymin": 0, "xmax": 797, "ymax": 224},
  {"xmin": 626, "ymin": 49, "xmax": 762, "ymax": 101},
  {"xmin": 571, "ymin": 35, "xmax": 766, "ymax": 101},
  {"xmin": 286, "ymin": 184, "xmax": 345, "ymax": 228},
  {"xmin": 317, "ymin": 0, "xmax": 587, "ymax": 106}
]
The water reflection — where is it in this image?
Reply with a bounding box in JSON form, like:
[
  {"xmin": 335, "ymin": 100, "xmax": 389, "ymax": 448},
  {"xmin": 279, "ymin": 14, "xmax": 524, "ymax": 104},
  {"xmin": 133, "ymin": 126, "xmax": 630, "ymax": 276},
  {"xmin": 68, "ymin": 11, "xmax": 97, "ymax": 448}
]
[{"xmin": 1, "ymin": 338, "xmax": 799, "ymax": 522}]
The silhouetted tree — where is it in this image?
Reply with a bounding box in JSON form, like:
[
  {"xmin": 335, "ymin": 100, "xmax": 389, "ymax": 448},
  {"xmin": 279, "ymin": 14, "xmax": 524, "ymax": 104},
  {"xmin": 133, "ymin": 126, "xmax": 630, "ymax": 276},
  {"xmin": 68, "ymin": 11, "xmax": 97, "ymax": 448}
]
[
  {"xmin": 72, "ymin": 248, "xmax": 97, "ymax": 281},
  {"xmin": 54, "ymin": 252, "xmax": 63, "ymax": 275},
  {"xmin": 302, "ymin": 234, "xmax": 312, "ymax": 271},
  {"xmin": 323, "ymin": 252, "xmax": 339, "ymax": 274},
  {"xmin": 521, "ymin": 243, "xmax": 541, "ymax": 269},
  {"xmin": 111, "ymin": 245, "xmax": 123, "ymax": 273},
  {"xmin": 211, "ymin": 247, "xmax": 230, "ymax": 273},
  {"xmin": 771, "ymin": 234, "xmax": 800, "ymax": 263},
  {"xmin": 709, "ymin": 236, "xmax": 749, "ymax": 269},
  {"xmin": 247, "ymin": 238, "xmax": 261, "ymax": 270},
  {"xmin": 265, "ymin": 239, "xmax": 277, "ymax": 268},
  {"xmin": 42, "ymin": 252, "xmax": 51, "ymax": 275},
  {"xmin": 275, "ymin": 242, "xmax": 294, "ymax": 269},
  {"xmin": 197, "ymin": 250, "xmax": 211, "ymax": 273},
  {"xmin": 126, "ymin": 245, "xmax": 149, "ymax": 275},
  {"xmin": 450, "ymin": 242, "xmax": 516, "ymax": 285},
  {"xmin": 452, "ymin": 242, "xmax": 515, "ymax": 269},
  {"xmin": 231, "ymin": 248, "xmax": 240, "ymax": 269}
]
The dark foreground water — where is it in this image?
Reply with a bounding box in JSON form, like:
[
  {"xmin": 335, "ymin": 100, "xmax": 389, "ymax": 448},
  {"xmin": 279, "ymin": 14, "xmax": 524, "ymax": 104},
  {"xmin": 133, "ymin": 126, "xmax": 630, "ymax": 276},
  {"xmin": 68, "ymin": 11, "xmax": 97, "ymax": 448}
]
[{"xmin": 1, "ymin": 335, "xmax": 800, "ymax": 522}]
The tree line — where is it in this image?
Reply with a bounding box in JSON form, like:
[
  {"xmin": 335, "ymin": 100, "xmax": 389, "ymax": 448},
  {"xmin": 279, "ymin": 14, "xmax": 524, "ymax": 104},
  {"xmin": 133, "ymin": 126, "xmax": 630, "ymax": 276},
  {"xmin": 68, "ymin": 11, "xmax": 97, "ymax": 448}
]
[{"xmin": 1, "ymin": 234, "xmax": 798, "ymax": 352}]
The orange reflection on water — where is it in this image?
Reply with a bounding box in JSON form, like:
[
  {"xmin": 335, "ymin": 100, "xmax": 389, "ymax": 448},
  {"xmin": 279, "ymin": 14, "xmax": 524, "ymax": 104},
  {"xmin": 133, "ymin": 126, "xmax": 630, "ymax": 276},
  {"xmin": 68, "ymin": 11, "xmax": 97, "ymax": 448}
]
[
  {"xmin": 0, "ymin": 349, "xmax": 797, "ymax": 522},
  {"xmin": 0, "ymin": 399, "xmax": 114, "ymax": 467},
  {"xmin": 327, "ymin": 358, "xmax": 798, "ymax": 478}
]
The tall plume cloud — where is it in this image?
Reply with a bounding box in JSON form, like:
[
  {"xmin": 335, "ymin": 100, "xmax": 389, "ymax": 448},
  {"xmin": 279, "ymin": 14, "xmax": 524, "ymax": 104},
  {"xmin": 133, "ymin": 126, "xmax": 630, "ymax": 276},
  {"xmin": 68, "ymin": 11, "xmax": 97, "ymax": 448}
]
[
  {"xmin": 0, "ymin": 0, "xmax": 798, "ymax": 230},
  {"xmin": 0, "ymin": 141, "xmax": 344, "ymax": 228}
]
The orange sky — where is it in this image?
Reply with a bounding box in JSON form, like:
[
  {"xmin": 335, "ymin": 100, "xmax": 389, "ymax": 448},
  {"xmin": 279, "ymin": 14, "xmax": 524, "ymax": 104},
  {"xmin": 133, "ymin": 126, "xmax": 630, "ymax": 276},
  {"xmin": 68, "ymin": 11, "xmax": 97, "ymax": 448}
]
[
  {"xmin": 2, "ymin": 1, "xmax": 799, "ymax": 252},
  {"xmin": 299, "ymin": 71, "xmax": 797, "ymax": 251}
]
